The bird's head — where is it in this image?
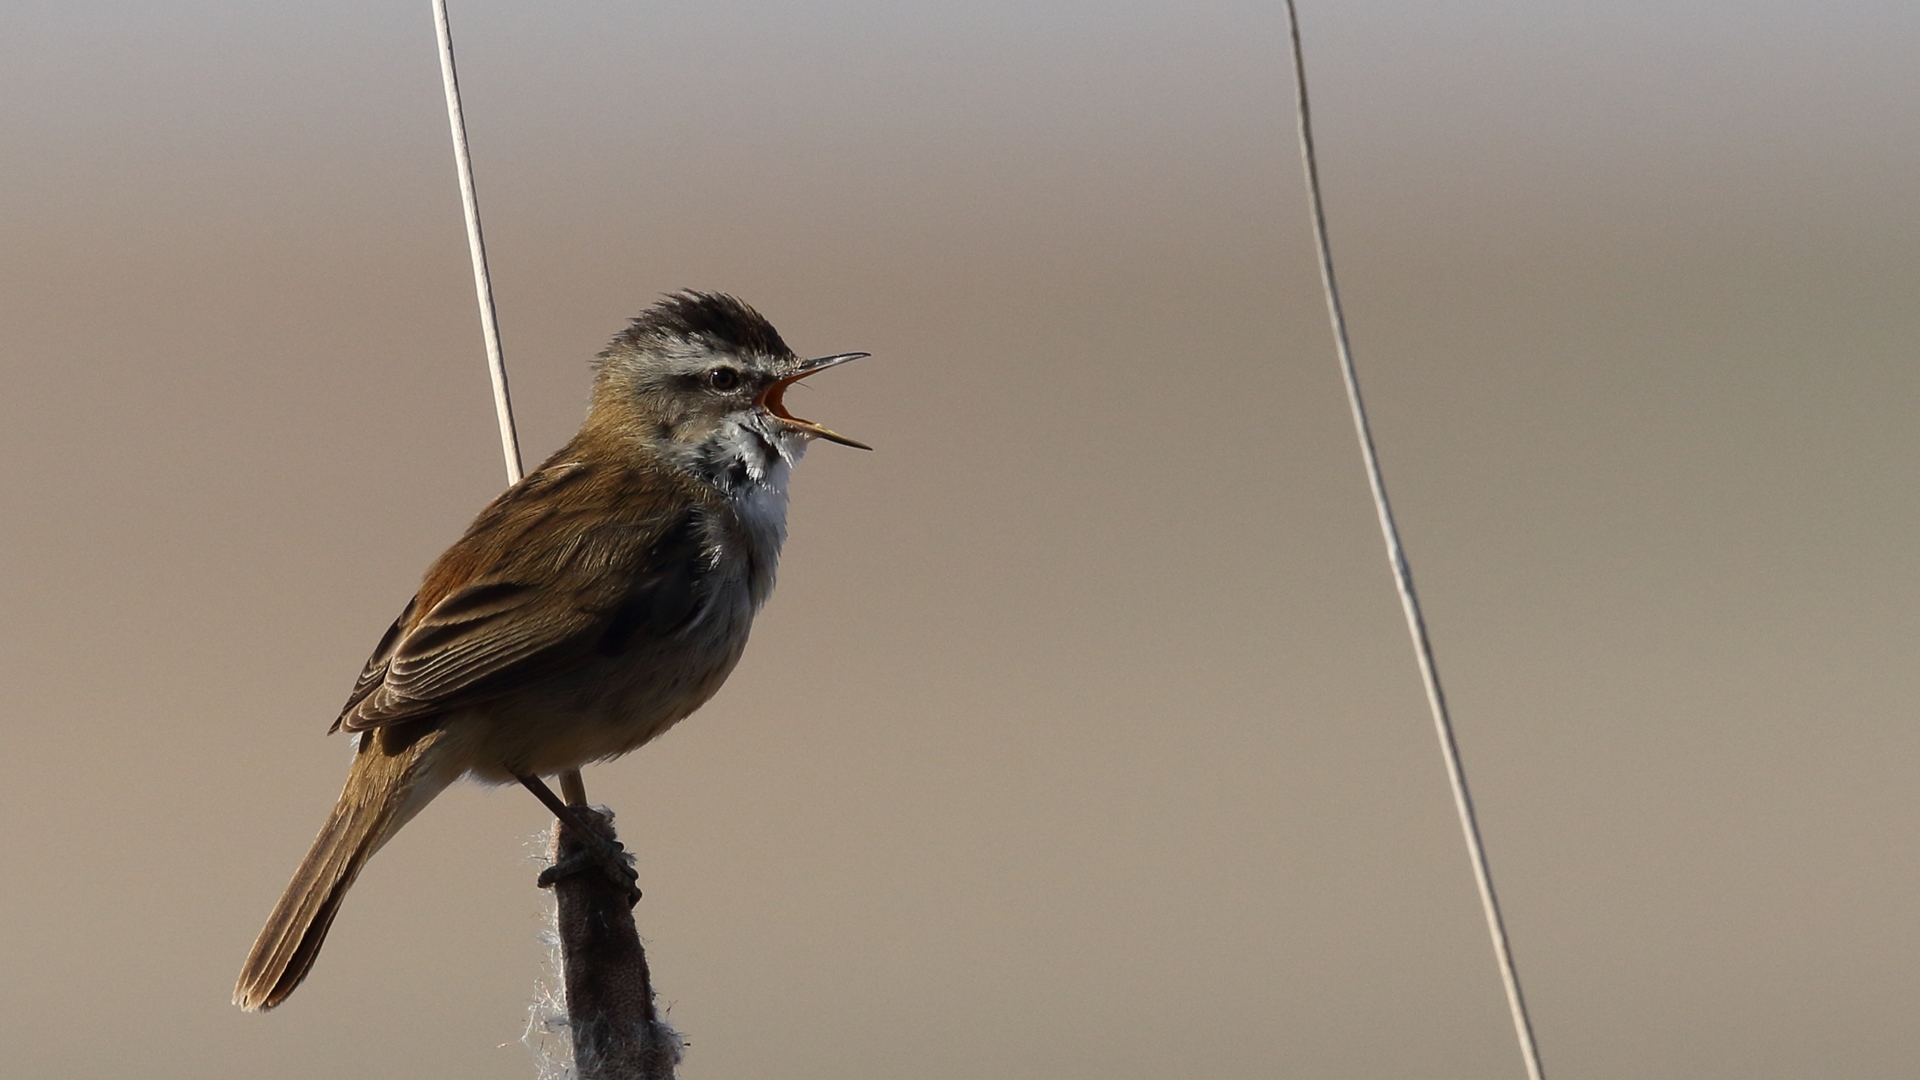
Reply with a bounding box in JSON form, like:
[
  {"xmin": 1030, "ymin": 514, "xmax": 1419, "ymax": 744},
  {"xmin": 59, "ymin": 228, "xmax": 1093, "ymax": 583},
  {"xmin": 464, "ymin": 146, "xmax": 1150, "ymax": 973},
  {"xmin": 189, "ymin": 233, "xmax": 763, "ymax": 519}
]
[{"xmin": 590, "ymin": 292, "xmax": 868, "ymax": 480}]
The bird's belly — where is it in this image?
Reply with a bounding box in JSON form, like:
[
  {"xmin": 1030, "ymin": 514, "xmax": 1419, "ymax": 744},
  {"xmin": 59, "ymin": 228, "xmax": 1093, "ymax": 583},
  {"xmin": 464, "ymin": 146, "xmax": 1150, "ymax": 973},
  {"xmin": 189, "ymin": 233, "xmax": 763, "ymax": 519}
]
[{"xmin": 461, "ymin": 593, "xmax": 755, "ymax": 782}]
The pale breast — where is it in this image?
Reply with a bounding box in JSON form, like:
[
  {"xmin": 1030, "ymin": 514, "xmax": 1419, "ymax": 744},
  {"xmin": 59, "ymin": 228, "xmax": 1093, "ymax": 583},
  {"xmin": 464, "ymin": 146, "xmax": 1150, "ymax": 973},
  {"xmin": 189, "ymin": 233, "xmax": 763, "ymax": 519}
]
[{"xmin": 463, "ymin": 519, "xmax": 770, "ymax": 781}]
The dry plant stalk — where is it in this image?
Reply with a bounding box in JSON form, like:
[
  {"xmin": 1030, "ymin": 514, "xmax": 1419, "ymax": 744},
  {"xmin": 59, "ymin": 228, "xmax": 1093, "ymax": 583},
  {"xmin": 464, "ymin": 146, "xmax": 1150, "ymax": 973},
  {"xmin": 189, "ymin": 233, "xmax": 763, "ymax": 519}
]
[{"xmin": 546, "ymin": 806, "xmax": 683, "ymax": 1080}]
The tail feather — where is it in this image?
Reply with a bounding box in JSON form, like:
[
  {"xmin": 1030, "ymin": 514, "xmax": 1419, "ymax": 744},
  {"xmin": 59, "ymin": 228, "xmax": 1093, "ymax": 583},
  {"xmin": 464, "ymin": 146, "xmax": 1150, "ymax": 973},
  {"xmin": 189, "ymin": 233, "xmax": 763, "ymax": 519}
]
[{"xmin": 234, "ymin": 729, "xmax": 453, "ymax": 1011}]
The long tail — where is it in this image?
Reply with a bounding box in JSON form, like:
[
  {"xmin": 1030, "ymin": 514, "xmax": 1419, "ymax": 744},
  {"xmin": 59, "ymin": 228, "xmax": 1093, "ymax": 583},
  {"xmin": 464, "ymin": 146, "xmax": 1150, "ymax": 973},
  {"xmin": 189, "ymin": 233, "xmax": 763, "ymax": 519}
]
[{"xmin": 234, "ymin": 727, "xmax": 457, "ymax": 1011}]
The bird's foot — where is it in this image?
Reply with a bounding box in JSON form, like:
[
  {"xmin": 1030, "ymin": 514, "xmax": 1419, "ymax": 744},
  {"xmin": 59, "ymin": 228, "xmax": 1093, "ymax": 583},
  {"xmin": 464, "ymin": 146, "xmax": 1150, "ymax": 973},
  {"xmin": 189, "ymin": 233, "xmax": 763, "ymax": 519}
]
[
  {"xmin": 516, "ymin": 773, "xmax": 643, "ymax": 905},
  {"xmin": 538, "ymin": 832, "xmax": 641, "ymax": 904}
]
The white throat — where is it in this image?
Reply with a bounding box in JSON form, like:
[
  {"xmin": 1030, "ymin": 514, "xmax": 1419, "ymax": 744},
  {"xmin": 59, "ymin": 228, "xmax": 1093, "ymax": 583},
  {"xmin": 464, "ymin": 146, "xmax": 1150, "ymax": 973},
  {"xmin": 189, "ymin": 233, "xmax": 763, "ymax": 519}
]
[{"xmin": 697, "ymin": 414, "xmax": 808, "ymax": 608}]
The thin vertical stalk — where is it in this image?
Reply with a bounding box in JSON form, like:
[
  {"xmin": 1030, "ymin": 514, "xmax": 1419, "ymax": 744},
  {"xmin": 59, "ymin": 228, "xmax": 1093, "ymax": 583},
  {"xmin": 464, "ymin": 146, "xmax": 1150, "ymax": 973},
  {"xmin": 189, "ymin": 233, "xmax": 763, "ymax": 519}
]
[
  {"xmin": 431, "ymin": 0, "xmax": 523, "ymax": 485},
  {"xmin": 1281, "ymin": 4, "xmax": 1547, "ymax": 1077}
]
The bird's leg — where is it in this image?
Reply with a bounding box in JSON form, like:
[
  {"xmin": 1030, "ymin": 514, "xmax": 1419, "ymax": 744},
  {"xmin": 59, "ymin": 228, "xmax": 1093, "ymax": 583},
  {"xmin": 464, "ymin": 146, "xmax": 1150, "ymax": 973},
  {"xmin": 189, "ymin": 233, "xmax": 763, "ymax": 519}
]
[
  {"xmin": 517, "ymin": 773, "xmax": 641, "ymax": 904},
  {"xmin": 559, "ymin": 768, "xmax": 588, "ymax": 806}
]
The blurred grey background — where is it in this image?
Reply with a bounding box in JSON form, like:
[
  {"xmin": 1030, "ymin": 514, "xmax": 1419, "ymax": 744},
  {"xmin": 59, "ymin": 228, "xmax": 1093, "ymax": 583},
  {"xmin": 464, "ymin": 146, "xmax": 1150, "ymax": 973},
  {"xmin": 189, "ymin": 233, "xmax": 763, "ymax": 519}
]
[{"xmin": 3, "ymin": 1, "xmax": 1917, "ymax": 1077}]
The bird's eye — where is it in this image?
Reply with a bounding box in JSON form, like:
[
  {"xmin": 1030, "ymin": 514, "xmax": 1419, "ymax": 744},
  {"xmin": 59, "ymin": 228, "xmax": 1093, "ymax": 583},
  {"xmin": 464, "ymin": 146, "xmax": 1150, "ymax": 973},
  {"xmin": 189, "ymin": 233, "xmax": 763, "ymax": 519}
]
[{"xmin": 704, "ymin": 367, "xmax": 742, "ymax": 392}]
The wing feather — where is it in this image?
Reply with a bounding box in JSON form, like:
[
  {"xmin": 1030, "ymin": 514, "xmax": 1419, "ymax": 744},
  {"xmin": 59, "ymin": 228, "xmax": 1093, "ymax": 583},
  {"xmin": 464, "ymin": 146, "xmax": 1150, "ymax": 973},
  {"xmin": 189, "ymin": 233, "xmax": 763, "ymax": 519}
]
[{"xmin": 331, "ymin": 451, "xmax": 716, "ymax": 733}]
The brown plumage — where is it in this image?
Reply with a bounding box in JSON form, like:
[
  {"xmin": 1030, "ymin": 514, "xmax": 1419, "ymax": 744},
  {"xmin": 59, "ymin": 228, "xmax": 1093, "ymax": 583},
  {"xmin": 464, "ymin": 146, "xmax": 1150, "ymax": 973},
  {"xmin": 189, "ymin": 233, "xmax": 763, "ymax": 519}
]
[{"xmin": 235, "ymin": 292, "xmax": 866, "ymax": 1011}]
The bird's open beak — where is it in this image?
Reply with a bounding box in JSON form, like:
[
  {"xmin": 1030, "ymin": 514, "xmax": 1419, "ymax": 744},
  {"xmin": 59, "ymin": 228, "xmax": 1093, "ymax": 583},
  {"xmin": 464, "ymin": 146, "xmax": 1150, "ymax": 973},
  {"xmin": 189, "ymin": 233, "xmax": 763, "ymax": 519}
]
[{"xmin": 759, "ymin": 352, "xmax": 871, "ymax": 450}]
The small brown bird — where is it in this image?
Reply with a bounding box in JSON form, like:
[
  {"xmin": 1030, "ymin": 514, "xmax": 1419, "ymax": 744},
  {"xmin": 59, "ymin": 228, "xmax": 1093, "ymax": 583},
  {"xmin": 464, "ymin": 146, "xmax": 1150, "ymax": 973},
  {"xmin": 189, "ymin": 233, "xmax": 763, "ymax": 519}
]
[{"xmin": 234, "ymin": 292, "xmax": 866, "ymax": 1011}]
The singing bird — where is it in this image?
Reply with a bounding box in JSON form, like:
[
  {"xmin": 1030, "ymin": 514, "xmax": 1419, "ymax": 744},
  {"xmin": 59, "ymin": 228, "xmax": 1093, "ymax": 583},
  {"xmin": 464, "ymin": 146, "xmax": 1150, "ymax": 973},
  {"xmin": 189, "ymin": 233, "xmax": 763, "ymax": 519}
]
[{"xmin": 235, "ymin": 292, "xmax": 867, "ymax": 1011}]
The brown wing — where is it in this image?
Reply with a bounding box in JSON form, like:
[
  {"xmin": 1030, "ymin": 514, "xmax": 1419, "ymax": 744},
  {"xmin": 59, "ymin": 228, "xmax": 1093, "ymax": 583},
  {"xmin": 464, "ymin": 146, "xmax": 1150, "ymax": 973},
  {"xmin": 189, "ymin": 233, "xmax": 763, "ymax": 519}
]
[{"xmin": 331, "ymin": 453, "xmax": 714, "ymax": 733}]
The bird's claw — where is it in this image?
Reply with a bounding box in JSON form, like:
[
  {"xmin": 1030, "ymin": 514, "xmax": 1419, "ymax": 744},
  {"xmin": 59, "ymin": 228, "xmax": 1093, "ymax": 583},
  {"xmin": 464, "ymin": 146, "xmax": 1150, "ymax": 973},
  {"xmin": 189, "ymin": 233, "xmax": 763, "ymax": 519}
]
[{"xmin": 539, "ymin": 834, "xmax": 642, "ymax": 905}]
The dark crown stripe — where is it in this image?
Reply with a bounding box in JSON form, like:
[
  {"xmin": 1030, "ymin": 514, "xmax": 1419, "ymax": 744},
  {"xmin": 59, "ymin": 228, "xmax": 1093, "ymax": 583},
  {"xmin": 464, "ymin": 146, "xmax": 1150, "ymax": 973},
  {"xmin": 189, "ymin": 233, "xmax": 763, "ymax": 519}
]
[{"xmin": 600, "ymin": 291, "xmax": 792, "ymax": 361}]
